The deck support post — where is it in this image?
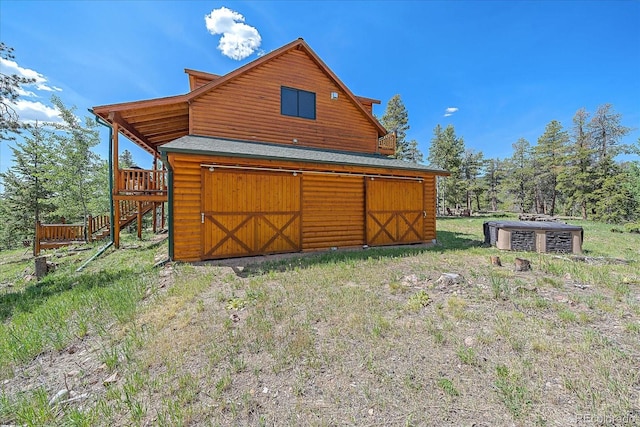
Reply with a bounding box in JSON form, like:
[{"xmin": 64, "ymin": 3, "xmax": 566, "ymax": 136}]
[
  {"xmin": 114, "ymin": 199, "xmax": 120, "ymax": 248},
  {"xmin": 137, "ymin": 201, "xmax": 143, "ymax": 239},
  {"xmin": 112, "ymin": 122, "xmax": 120, "ymax": 248}
]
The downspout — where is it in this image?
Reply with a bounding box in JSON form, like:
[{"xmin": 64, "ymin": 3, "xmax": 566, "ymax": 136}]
[
  {"xmin": 160, "ymin": 150, "xmax": 174, "ymax": 260},
  {"xmin": 77, "ymin": 110, "xmax": 114, "ymax": 272}
]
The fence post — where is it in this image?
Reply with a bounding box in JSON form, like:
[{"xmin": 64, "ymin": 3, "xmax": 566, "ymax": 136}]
[
  {"xmin": 34, "ymin": 220, "xmax": 41, "ymax": 256},
  {"xmin": 87, "ymin": 215, "xmax": 93, "ymax": 242}
]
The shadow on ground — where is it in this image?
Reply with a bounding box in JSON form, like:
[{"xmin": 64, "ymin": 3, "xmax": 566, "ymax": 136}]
[{"xmin": 195, "ymin": 230, "xmax": 484, "ymax": 278}]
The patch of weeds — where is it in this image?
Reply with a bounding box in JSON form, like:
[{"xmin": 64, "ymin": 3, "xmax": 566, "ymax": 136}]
[
  {"xmin": 612, "ymin": 282, "xmax": 631, "ymax": 301},
  {"xmin": 100, "ymin": 347, "xmax": 120, "ymax": 372},
  {"xmin": 536, "ymin": 276, "xmax": 563, "ymax": 289},
  {"xmin": 531, "ymin": 339, "xmax": 549, "ymax": 353},
  {"xmin": 156, "ymin": 399, "xmax": 185, "ymax": 427},
  {"xmin": 624, "ymin": 322, "xmax": 640, "ymax": 334},
  {"xmin": 456, "ymin": 346, "xmax": 481, "ymax": 367},
  {"xmin": 215, "ymin": 373, "xmax": 233, "ymax": 395},
  {"xmin": 12, "ymin": 387, "xmax": 56, "ymax": 426},
  {"xmin": 425, "ymin": 318, "xmax": 446, "ymax": 345},
  {"xmin": 389, "ymin": 280, "xmax": 411, "ymax": 295},
  {"xmin": 494, "ymin": 364, "xmax": 531, "ymax": 419},
  {"xmin": 406, "ymin": 290, "xmax": 431, "ymax": 311},
  {"xmin": 490, "ymin": 274, "xmax": 510, "ymax": 300},
  {"xmin": 437, "ymin": 377, "xmax": 460, "ymax": 396},
  {"xmin": 557, "ymin": 308, "xmax": 578, "ymax": 323},
  {"xmin": 370, "ymin": 315, "xmax": 391, "ymax": 338},
  {"xmin": 446, "ymin": 296, "xmax": 468, "ymax": 319}
]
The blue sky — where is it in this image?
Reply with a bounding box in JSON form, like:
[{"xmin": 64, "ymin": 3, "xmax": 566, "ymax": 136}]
[{"xmin": 1, "ymin": 0, "xmax": 639, "ymax": 172}]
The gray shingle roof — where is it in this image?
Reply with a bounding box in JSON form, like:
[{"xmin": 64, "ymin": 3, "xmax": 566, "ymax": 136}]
[{"xmin": 159, "ymin": 135, "xmax": 447, "ymax": 174}]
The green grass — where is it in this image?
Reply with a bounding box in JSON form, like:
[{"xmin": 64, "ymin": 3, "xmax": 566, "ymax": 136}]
[{"xmin": 1, "ymin": 217, "xmax": 638, "ymax": 426}]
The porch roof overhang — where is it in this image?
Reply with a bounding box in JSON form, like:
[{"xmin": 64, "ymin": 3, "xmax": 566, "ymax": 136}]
[
  {"xmin": 159, "ymin": 135, "xmax": 449, "ymax": 175},
  {"xmin": 92, "ymin": 95, "xmax": 190, "ymax": 155}
]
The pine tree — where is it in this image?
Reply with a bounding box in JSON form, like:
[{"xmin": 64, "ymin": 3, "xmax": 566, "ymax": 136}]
[
  {"xmin": 380, "ymin": 94, "xmax": 423, "ymax": 161},
  {"xmin": 533, "ymin": 120, "xmax": 568, "ymax": 216},
  {"xmin": 504, "ymin": 138, "xmax": 535, "ymax": 213},
  {"xmin": 48, "ymin": 96, "xmax": 104, "ymax": 227},
  {"xmin": 1, "ymin": 43, "xmax": 35, "ymax": 141},
  {"xmin": 119, "ymin": 149, "xmax": 137, "ymax": 168},
  {"xmin": 0, "ymin": 122, "xmax": 55, "ymax": 249},
  {"xmin": 428, "ymin": 124, "xmax": 465, "ymax": 213},
  {"xmin": 558, "ymin": 108, "xmax": 595, "ymax": 219},
  {"xmin": 482, "ymin": 158, "xmax": 505, "ymax": 212},
  {"xmin": 461, "ymin": 148, "xmax": 485, "ymax": 211},
  {"xmin": 404, "ymin": 139, "xmax": 423, "ymax": 164}
]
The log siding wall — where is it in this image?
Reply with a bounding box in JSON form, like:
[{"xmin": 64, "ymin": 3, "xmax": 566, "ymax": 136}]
[
  {"xmin": 168, "ymin": 152, "xmax": 439, "ymax": 261},
  {"xmin": 190, "ymin": 49, "xmax": 379, "ymax": 153}
]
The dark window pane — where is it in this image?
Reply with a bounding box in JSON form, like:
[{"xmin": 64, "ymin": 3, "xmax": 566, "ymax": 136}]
[
  {"xmin": 281, "ymin": 87, "xmax": 298, "ymax": 117},
  {"xmin": 298, "ymin": 90, "xmax": 316, "ymax": 119}
]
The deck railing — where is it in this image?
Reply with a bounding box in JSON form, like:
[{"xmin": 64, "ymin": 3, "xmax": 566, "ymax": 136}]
[
  {"xmin": 378, "ymin": 132, "xmax": 397, "ymax": 154},
  {"xmin": 89, "ymin": 215, "xmax": 110, "ymax": 237},
  {"xmin": 118, "ymin": 169, "xmax": 167, "ymax": 194}
]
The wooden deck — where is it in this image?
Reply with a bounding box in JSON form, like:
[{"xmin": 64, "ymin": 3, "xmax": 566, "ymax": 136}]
[{"xmin": 35, "ymin": 169, "xmax": 168, "ymax": 255}]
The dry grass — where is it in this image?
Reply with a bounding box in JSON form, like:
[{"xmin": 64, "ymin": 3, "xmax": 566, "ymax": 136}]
[{"xmin": 1, "ymin": 217, "xmax": 639, "ymax": 426}]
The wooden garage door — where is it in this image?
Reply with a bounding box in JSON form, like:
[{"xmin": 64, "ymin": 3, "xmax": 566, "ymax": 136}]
[
  {"xmin": 366, "ymin": 178, "xmax": 424, "ymax": 246},
  {"xmin": 201, "ymin": 168, "xmax": 301, "ymax": 259}
]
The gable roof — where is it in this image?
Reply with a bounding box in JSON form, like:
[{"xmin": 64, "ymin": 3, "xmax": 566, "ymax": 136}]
[{"xmin": 93, "ymin": 38, "xmax": 389, "ymax": 154}]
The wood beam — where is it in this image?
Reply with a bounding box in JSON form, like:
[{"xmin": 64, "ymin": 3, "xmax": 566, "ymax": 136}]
[{"xmin": 111, "ymin": 112, "xmax": 156, "ymax": 154}]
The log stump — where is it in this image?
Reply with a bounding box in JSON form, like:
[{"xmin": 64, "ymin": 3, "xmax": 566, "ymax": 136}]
[
  {"xmin": 515, "ymin": 258, "xmax": 531, "ymax": 272},
  {"xmin": 35, "ymin": 256, "xmax": 48, "ymax": 279}
]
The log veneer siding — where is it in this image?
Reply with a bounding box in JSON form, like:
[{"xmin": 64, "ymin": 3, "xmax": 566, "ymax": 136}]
[
  {"xmin": 190, "ymin": 49, "xmax": 378, "ymax": 153},
  {"xmin": 168, "ymin": 152, "xmax": 438, "ymax": 261}
]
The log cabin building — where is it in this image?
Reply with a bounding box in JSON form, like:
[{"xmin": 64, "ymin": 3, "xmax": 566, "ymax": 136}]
[{"xmin": 93, "ymin": 38, "xmax": 448, "ymax": 261}]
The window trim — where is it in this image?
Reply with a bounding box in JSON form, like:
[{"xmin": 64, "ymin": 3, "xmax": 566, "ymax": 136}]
[{"xmin": 281, "ymin": 86, "xmax": 316, "ymax": 120}]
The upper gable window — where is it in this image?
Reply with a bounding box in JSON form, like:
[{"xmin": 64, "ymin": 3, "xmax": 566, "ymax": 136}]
[{"xmin": 281, "ymin": 86, "xmax": 316, "ymax": 120}]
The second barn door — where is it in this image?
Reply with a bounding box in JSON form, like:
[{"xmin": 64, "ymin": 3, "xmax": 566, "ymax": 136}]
[
  {"xmin": 201, "ymin": 168, "xmax": 301, "ymax": 259},
  {"xmin": 366, "ymin": 177, "xmax": 424, "ymax": 246}
]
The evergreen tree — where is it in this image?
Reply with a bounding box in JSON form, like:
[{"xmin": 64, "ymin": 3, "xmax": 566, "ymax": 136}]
[
  {"xmin": 48, "ymin": 96, "xmax": 104, "ymax": 227},
  {"xmin": 404, "ymin": 139, "xmax": 423, "ymax": 164},
  {"xmin": 504, "ymin": 138, "xmax": 535, "ymax": 212},
  {"xmin": 428, "ymin": 124, "xmax": 465, "ymax": 213},
  {"xmin": 1, "ymin": 43, "xmax": 35, "ymax": 141},
  {"xmin": 482, "ymin": 158, "xmax": 505, "ymax": 212},
  {"xmin": 461, "ymin": 148, "xmax": 485, "ymax": 211},
  {"xmin": 380, "ymin": 94, "xmax": 423, "ymax": 161},
  {"xmin": 533, "ymin": 120, "xmax": 568, "ymax": 215},
  {"xmin": 119, "ymin": 149, "xmax": 137, "ymax": 168},
  {"xmin": 0, "ymin": 122, "xmax": 55, "ymax": 249},
  {"xmin": 558, "ymin": 108, "xmax": 595, "ymax": 219}
]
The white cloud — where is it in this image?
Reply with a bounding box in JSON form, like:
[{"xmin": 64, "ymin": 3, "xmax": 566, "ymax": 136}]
[
  {"xmin": 0, "ymin": 57, "xmax": 62, "ymax": 93},
  {"xmin": 444, "ymin": 107, "xmax": 459, "ymax": 117},
  {"xmin": 12, "ymin": 99, "xmax": 62, "ymax": 124},
  {"xmin": 204, "ymin": 7, "xmax": 262, "ymax": 60}
]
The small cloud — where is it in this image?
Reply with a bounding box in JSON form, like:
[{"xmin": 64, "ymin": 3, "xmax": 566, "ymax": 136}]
[
  {"xmin": 444, "ymin": 107, "xmax": 459, "ymax": 117},
  {"xmin": 13, "ymin": 99, "xmax": 62, "ymax": 124},
  {"xmin": 0, "ymin": 57, "xmax": 62, "ymax": 93},
  {"xmin": 204, "ymin": 7, "xmax": 262, "ymax": 60}
]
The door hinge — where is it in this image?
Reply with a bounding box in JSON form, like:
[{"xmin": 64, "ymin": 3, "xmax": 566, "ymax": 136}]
[
  {"xmin": 423, "ymin": 211, "xmax": 427, "ymax": 218},
  {"xmin": 201, "ymin": 213, "xmax": 205, "ymax": 223}
]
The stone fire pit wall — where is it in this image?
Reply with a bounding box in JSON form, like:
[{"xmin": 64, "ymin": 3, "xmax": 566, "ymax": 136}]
[{"xmin": 483, "ymin": 220, "xmax": 583, "ymax": 254}]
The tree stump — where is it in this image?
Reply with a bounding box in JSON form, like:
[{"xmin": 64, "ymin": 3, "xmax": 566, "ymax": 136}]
[
  {"xmin": 515, "ymin": 258, "xmax": 531, "ymax": 272},
  {"xmin": 490, "ymin": 256, "xmax": 502, "ymax": 266},
  {"xmin": 35, "ymin": 256, "xmax": 48, "ymax": 279}
]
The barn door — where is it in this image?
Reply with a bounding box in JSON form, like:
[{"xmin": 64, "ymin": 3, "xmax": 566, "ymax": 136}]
[
  {"xmin": 366, "ymin": 178, "xmax": 424, "ymax": 246},
  {"xmin": 201, "ymin": 168, "xmax": 301, "ymax": 259}
]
